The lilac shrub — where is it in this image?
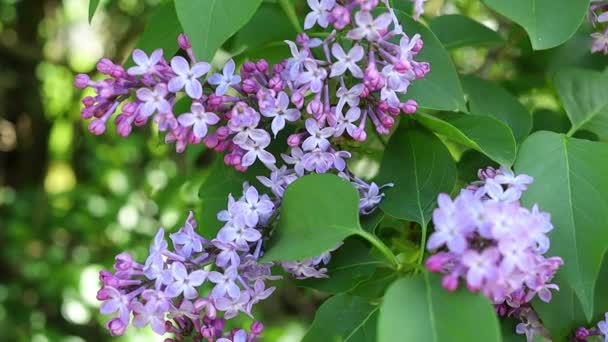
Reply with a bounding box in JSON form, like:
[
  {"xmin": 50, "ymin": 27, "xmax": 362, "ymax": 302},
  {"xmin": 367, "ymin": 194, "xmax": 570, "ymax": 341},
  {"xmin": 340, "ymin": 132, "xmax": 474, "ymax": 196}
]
[{"xmin": 425, "ymin": 167, "xmax": 563, "ymax": 341}]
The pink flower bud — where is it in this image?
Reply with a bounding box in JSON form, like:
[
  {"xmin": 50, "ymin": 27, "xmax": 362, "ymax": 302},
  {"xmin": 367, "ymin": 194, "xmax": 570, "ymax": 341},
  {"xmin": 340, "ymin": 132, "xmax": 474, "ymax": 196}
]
[
  {"xmin": 291, "ymin": 92, "xmax": 304, "ymax": 109},
  {"xmin": 330, "ymin": 6, "xmax": 350, "ymax": 30},
  {"xmin": 82, "ymin": 96, "xmax": 95, "ymax": 107},
  {"xmin": 178, "ymin": 33, "xmax": 192, "ymax": 50},
  {"xmin": 114, "ymin": 252, "xmax": 134, "ymax": 271},
  {"xmin": 208, "ymin": 94, "xmax": 224, "ymax": 107},
  {"xmin": 97, "ymin": 58, "xmax": 114, "ymax": 74},
  {"xmin": 380, "ymin": 114, "xmax": 395, "ymax": 128},
  {"xmin": 400, "ymin": 100, "xmax": 417, "ymax": 114},
  {"xmin": 394, "ymin": 59, "xmax": 412, "ymax": 73},
  {"xmin": 243, "ymin": 61, "xmax": 257, "ymax": 73},
  {"xmin": 106, "ymin": 318, "xmax": 127, "ymax": 336},
  {"xmin": 256, "ymin": 59, "xmax": 269, "ymax": 73},
  {"xmin": 242, "ymin": 79, "xmax": 259, "ymax": 94},
  {"xmin": 442, "ymin": 274, "xmax": 459, "ymax": 292},
  {"xmin": 272, "ymin": 62, "xmax": 285, "ymax": 74},
  {"xmin": 351, "ymin": 128, "xmax": 367, "ymax": 141},
  {"xmin": 287, "ymin": 133, "xmax": 303, "ymax": 147},
  {"xmin": 74, "ymin": 74, "xmax": 90, "ymax": 89},
  {"xmin": 306, "ymin": 99, "xmax": 323, "ymax": 116},
  {"xmin": 251, "ymin": 321, "xmax": 264, "ymax": 335},
  {"xmin": 88, "ymin": 119, "xmax": 107, "ymax": 135}
]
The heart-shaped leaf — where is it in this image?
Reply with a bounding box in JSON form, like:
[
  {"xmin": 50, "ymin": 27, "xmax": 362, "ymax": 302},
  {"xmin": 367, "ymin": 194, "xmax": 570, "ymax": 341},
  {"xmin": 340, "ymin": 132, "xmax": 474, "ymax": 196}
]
[
  {"xmin": 414, "ymin": 112, "xmax": 517, "ymax": 166},
  {"xmin": 378, "ymin": 273, "xmax": 502, "ymax": 342},
  {"xmin": 430, "ymin": 15, "xmax": 504, "ymax": 49},
  {"xmin": 174, "ymin": 0, "xmax": 263, "ymax": 61},
  {"xmin": 461, "ymin": 75, "xmax": 532, "ymax": 143},
  {"xmin": 377, "ymin": 125, "xmax": 457, "ymax": 226},
  {"xmin": 302, "ymin": 294, "xmax": 378, "ymax": 342},
  {"xmin": 483, "ymin": 0, "xmax": 588, "ymax": 50},
  {"xmin": 393, "ymin": 10, "xmax": 467, "ymax": 112},
  {"xmin": 515, "ymin": 131, "xmax": 608, "ymax": 320},
  {"xmin": 261, "ymin": 174, "xmax": 362, "ymax": 262},
  {"xmin": 554, "ymin": 68, "xmax": 608, "ymax": 138}
]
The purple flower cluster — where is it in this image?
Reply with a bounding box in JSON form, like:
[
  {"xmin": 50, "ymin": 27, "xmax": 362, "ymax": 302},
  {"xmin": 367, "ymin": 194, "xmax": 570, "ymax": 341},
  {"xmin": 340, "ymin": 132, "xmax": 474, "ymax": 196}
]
[
  {"xmin": 589, "ymin": 1, "xmax": 608, "ymax": 54},
  {"xmin": 97, "ymin": 206, "xmax": 277, "ymax": 340},
  {"xmin": 573, "ymin": 312, "xmax": 608, "ymax": 341},
  {"xmin": 425, "ymin": 166, "xmax": 563, "ymax": 341},
  {"xmin": 74, "ymin": 0, "xmax": 428, "ymax": 174}
]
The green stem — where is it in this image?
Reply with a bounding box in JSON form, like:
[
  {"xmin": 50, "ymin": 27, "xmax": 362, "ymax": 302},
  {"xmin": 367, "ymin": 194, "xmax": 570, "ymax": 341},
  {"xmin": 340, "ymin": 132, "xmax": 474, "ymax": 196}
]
[
  {"xmin": 416, "ymin": 223, "xmax": 427, "ymax": 271},
  {"xmin": 357, "ymin": 230, "xmax": 400, "ymax": 269},
  {"xmin": 279, "ymin": 0, "xmax": 303, "ymax": 33}
]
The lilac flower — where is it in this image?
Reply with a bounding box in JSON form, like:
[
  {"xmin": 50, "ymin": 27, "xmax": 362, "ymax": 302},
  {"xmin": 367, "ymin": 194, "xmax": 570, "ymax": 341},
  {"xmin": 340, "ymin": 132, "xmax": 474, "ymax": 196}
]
[
  {"xmin": 241, "ymin": 132, "xmax": 276, "ymax": 167},
  {"xmin": 239, "ymin": 186, "xmax": 274, "ymax": 227},
  {"xmin": 336, "ymin": 84, "xmax": 364, "ymax": 115},
  {"xmin": 330, "ymin": 44, "xmax": 364, "ymax": 78},
  {"xmin": 177, "ymin": 103, "xmax": 220, "ymax": 139},
  {"xmin": 149, "ymin": 228, "xmax": 168, "ymax": 259},
  {"xmin": 592, "ymin": 30, "xmax": 608, "ymax": 54},
  {"xmin": 209, "ymin": 267, "xmax": 241, "ymax": 299},
  {"xmin": 284, "ymin": 40, "xmax": 310, "ymax": 79},
  {"xmin": 170, "ymin": 216, "xmax": 205, "ymax": 258},
  {"xmin": 304, "ymin": 0, "xmax": 336, "ymax": 29},
  {"xmin": 334, "ymin": 107, "xmax": 361, "ymax": 137},
  {"xmin": 261, "ymin": 91, "xmax": 301, "ymax": 137},
  {"xmin": 347, "ymin": 11, "xmax": 392, "ymax": 41},
  {"xmin": 165, "ymin": 262, "xmax": 207, "ymax": 299},
  {"xmin": 427, "ymin": 194, "xmax": 472, "ymax": 254},
  {"xmin": 143, "ymin": 254, "xmax": 171, "ymax": 288},
  {"xmin": 208, "ymin": 59, "xmax": 241, "ymax": 96},
  {"xmin": 217, "ymin": 329, "xmax": 248, "ymax": 342},
  {"xmin": 598, "ymin": 312, "xmax": 608, "ymax": 340},
  {"xmin": 246, "ymin": 280, "xmax": 275, "ymax": 312},
  {"xmin": 461, "ymin": 248, "xmax": 499, "ymax": 290},
  {"xmin": 302, "ymin": 149, "xmax": 335, "ymax": 173},
  {"xmin": 218, "ymin": 222, "xmax": 262, "ymax": 248},
  {"xmin": 358, "ymin": 181, "xmax": 390, "ymax": 214},
  {"xmin": 99, "ymin": 287, "xmax": 132, "ymax": 324},
  {"xmin": 168, "ymin": 56, "xmax": 210, "ymax": 99},
  {"xmin": 493, "ymin": 167, "xmax": 533, "ymax": 191},
  {"xmin": 212, "ymin": 240, "xmax": 245, "ymax": 268},
  {"xmin": 215, "ymin": 292, "xmax": 252, "ymax": 320},
  {"xmin": 282, "ymin": 147, "xmax": 306, "ymax": 176},
  {"xmin": 281, "ymin": 260, "xmax": 328, "ymax": 279},
  {"xmin": 217, "ymin": 194, "xmax": 245, "ymax": 226},
  {"xmin": 132, "ymin": 300, "xmax": 166, "ymax": 335},
  {"xmin": 302, "ymin": 119, "xmax": 334, "ymax": 151},
  {"xmin": 411, "ymin": 0, "xmax": 427, "ymax": 20},
  {"xmin": 297, "ymin": 60, "xmax": 327, "ymax": 93},
  {"xmin": 128, "ymin": 49, "xmax": 163, "ymax": 75},
  {"xmin": 257, "ymin": 165, "xmax": 296, "ymax": 197},
  {"xmin": 136, "ymin": 84, "xmax": 171, "ymax": 117}
]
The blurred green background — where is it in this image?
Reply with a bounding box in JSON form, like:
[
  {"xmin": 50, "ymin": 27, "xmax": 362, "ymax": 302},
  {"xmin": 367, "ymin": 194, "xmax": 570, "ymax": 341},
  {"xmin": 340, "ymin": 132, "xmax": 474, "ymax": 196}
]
[{"xmin": 1, "ymin": 0, "xmax": 606, "ymax": 341}]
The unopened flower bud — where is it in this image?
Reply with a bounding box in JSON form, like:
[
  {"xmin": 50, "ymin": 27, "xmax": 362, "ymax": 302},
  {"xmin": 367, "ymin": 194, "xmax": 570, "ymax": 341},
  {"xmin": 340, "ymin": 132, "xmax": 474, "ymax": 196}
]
[
  {"xmin": 106, "ymin": 318, "xmax": 127, "ymax": 336},
  {"xmin": 178, "ymin": 33, "xmax": 191, "ymax": 50}
]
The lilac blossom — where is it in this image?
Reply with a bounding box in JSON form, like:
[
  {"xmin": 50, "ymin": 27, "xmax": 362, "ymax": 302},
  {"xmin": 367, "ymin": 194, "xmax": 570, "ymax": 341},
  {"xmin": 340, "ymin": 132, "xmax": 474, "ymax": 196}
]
[
  {"xmin": 330, "ymin": 44, "xmax": 364, "ymax": 78},
  {"xmin": 426, "ymin": 166, "xmax": 563, "ymax": 338},
  {"xmin": 177, "ymin": 103, "xmax": 220, "ymax": 139},
  {"xmin": 208, "ymin": 59, "xmax": 241, "ymax": 96},
  {"xmin": 261, "ymin": 91, "xmax": 301, "ymax": 137},
  {"xmin": 347, "ymin": 11, "xmax": 392, "ymax": 42},
  {"xmin": 304, "ymin": 0, "xmax": 335, "ymax": 29},
  {"xmin": 127, "ymin": 49, "xmax": 163, "ymax": 75},
  {"xmin": 302, "ymin": 119, "xmax": 334, "ymax": 151},
  {"xmin": 168, "ymin": 56, "xmax": 210, "ymax": 99},
  {"xmin": 164, "ymin": 262, "xmax": 207, "ymax": 299},
  {"xmin": 136, "ymin": 84, "xmax": 171, "ymax": 117}
]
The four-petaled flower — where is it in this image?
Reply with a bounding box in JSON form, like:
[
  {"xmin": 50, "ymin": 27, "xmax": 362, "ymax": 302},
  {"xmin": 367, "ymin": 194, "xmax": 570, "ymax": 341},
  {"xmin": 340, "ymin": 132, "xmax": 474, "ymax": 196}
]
[
  {"xmin": 304, "ymin": 0, "xmax": 335, "ymax": 29},
  {"xmin": 128, "ymin": 49, "xmax": 163, "ymax": 75},
  {"xmin": 347, "ymin": 11, "xmax": 392, "ymax": 42},
  {"xmin": 261, "ymin": 91, "xmax": 301, "ymax": 137},
  {"xmin": 168, "ymin": 56, "xmax": 210, "ymax": 99},
  {"xmin": 302, "ymin": 119, "xmax": 334, "ymax": 151},
  {"xmin": 330, "ymin": 44, "xmax": 364, "ymax": 78},
  {"xmin": 208, "ymin": 59, "xmax": 241, "ymax": 96},
  {"xmin": 136, "ymin": 84, "xmax": 171, "ymax": 117},
  {"xmin": 177, "ymin": 103, "xmax": 220, "ymax": 139},
  {"xmin": 165, "ymin": 262, "xmax": 207, "ymax": 299},
  {"xmin": 241, "ymin": 132, "xmax": 276, "ymax": 167}
]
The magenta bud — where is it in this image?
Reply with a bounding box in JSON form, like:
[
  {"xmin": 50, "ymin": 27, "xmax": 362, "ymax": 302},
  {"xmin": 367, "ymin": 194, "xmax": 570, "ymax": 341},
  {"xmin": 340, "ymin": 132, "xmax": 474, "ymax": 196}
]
[
  {"xmin": 287, "ymin": 134, "xmax": 303, "ymax": 147},
  {"xmin": 425, "ymin": 253, "xmax": 448, "ymax": 272},
  {"xmin": 400, "ymin": 100, "xmax": 417, "ymax": 114},
  {"xmin": 117, "ymin": 121, "xmax": 133, "ymax": 137},
  {"xmin": 351, "ymin": 128, "xmax": 367, "ymax": 141},
  {"xmin": 380, "ymin": 114, "xmax": 394, "ymax": 128},
  {"xmin": 243, "ymin": 61, "xmax": 257, "ymax": 73},
  {"xmin": 256, "ymin": 59, "xmax": 269, "ymax": 73},
  {"xmin": 378, "ymin": 101, "xmax": 389, "ymax": 111},
  {"xmin": 88, "ymin": 119, "xmax": 107, "ymax": 135},
  {"xmin": 272, "ymin": 63, "xmax": 285, "ymax": 74},
  {"xmin": 268, "ymin": 76, "xmax": 284, "ymax": 92},
  {"xmin": 413, "ymin": 39, "xmax": 424, "ymax": 53},
  {"xmin": 114, "ymin": 252, "xmax": 134, "ymax": 271},
  {"xmin": 330, "ymin": 6, "xmax": 350, "ymax": 30},
  {"xmin": 208, "ymin": 94, "xmax": 224, "ymax": 107},
  {"xmin": 97, "ymin": 58, "xmax": 114, "ymax": 74},
  {"xmin": 74, "ymin": 74, "xmax": 90, "ymax": 89},
  {"xmin": 575, "ymin": 327, "xmax": 589, "ymax": 340},
  {"xmin": 442, "ymin": 274, "xmax": 459, "ymax": 292},
  {"xmin": 235, "ymin": 164, "xmax": 247, "ymax": 172},
  {"xmin": 96, "ymin": 287, "xmax": 110, "ymax": 301},
  {"xmin": 106, "ymin": 318, "xmax": 127, "ymax": 336},
  {"xmin": 306, "ymin": 99, "xmax": 323, "ymax": 116},
  {"xmin": 296, "ymin": 33, "xmax": 310, "ymax": 46},
  {"xmin": 177, "ymin": 33, "xmax": 191, "ymax": 50},
  {"xmin": 122, "ymin": 102, "xmax": 138, "ymax": 114},
  {"xmin": 395, "ymin": 59, "xmax": 412, "ymax": 73},
  {"xmin": 291, "ymin": 92, "xmax": 304, "ymax": 109},
  {"xmin": 82, "ymin": 96, "xmax": 95, "ymax": 107},
  {"xmin": 242, "ymin": 79, "xmax": 259, "ymax": 94},
  {"xmin": 251, "ymin": 321, "xmax": 264, "ymax": 335}
]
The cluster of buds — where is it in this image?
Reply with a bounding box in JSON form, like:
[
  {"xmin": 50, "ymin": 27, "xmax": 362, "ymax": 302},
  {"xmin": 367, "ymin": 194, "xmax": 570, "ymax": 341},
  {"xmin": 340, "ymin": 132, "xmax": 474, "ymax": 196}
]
[
  {"xmin": 425, "ymin": 167, "xmax": 563, "ymax": 342},
  {"xmin": 74, "ymin": 0, "xmax": 428, "ymax": 174},
  {"xmin": 589, "ymin": 0, "xmax": 608, "ymax": 54}
]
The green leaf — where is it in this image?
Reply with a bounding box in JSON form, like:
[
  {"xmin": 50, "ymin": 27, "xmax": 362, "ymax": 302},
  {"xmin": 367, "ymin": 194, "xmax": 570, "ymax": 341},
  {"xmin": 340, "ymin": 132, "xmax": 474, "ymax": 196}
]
[
  {"xmin": 483, "ymin": 0, "xmax": 588, "ymax": 50},
  {"xmin": 553, "ymin": 68, "xmax": 608, "ymax": 138},
  {"xmin": 515, "ymin": 131, "xmax": 608, "ymax": 320},
  {"xmin": 300, "ymin": 238, "xmax": 380, "ymax": 294},
  {"xmin": 174, "ymin": 0, "xmax": 263, "ymax": 61},
  {"xmin": 261, "ymin": 174, "xmax": 361, "ymax": 262},
  {"xmin": 378, "ymin": 273, "xmax": 502, "ymax": 342},
  {"xmin": 351, "ymin": 268, "xmax": 399, "ymax": 299},
  {"xmin": 461, "ymin": 75, "xmax": 532, "ymax": 143},
  {"xmin": 88, "ymin": 0, "xmax": 101, "ymax": 22},
  {"xmin": 532, "ymin": 109, "xmax": 571, "ymax": 134},
  {"xmin": 377, "ymin": 125, "xmax": 456, "ymax": 227},
  {"xmin": 125, "ymin": 2, "xmax": 183, "ymax": 66},
  {"xmin": 302, "ymin": 294, "xmax": 378, "ymax": 342},
  {"xmin": 230, "ymin": 2, "xmax": 297, "ymax": 52},
  {"xmin": 429, "ymin": 15, "xmax": 504, "ymax": 49},
  {"xmin": 533, "ymin": 278, "xmax": 587, "ymax": 340},
  {"xmin": 392, "ymin": 10, "xmax": 466, "ymax": 112},
  {"xmin": 457, "ymin": 150, "xmax": 497, "ymax": 184},
  {"xmin": 414, "ymin": 112, "xmax": 517, "ymax": 166}
]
